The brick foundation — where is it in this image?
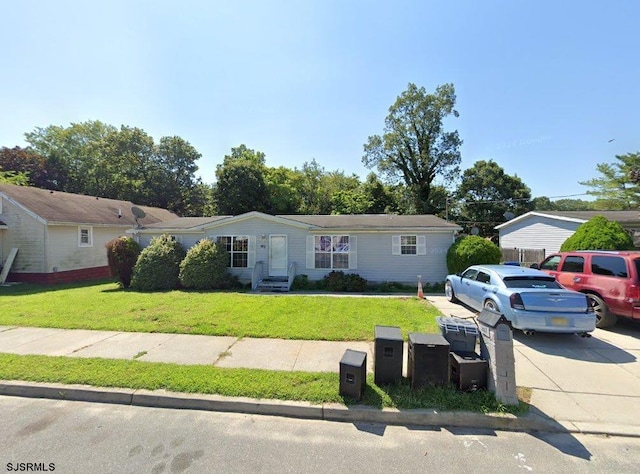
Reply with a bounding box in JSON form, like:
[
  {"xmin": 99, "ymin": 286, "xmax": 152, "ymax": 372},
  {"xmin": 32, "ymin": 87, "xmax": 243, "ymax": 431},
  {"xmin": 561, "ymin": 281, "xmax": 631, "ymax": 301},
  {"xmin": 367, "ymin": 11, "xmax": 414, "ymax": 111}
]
[{"xmin": 8, "ymin": 266, "xmax": 112, "ymax": 285}]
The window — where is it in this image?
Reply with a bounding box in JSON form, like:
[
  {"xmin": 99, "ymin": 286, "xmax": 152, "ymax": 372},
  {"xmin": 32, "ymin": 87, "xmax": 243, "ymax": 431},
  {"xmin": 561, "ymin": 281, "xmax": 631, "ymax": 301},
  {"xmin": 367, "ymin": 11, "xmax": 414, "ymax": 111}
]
[
  {"xmin": 540, "ymin": 255, "xmax": 561, "ymax": 271},
  {"xmin": 218, "ymin": 235, "xmax": 249, "ymax": 268},
  {"xmin": 392, "ymin": 235, "xmax": 427, "ymax": 255},
  {"xmin": 560, "ymin": 256, "xmax": 584, "ymax": 273},
  {"xmin": 476, "ymin": 271, "xmax": 491, "ymax": 284},
  {"xmin": 503, "ymin": 277, "xmax": 562, "ymax": 289},
  {"xmin": 314, "ymin": 235, "xmax": 349, "ymax": 269},
  {"xmin": 78, "ymin": 226, "xmax": 93, "ymax": 247},
  {"xmin": 461, "ymin": 268, "xmax": 478, "ymax": 280},
  {"xmin": 591, "ymin": 256, "xmax": 628, "ymax": 278}
]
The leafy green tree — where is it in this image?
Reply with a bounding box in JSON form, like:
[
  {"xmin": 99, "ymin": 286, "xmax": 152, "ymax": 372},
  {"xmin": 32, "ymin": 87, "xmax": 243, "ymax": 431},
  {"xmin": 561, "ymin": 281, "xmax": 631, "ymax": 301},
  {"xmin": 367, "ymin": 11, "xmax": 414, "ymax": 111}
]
[
  {"xmin": 213, "ymin": 145, "xmax": 271, "ymax": 214},
  {"xmin": 330, "ymin": 190, "xmax": 372, "ymax": 214},
  {"xmin": 105, "ymin": 236, "xmax": 141, "ymax": 288},
  {"xmin": 361, "ymin": 173, "xmax": 395, "ymax": 213},
  {"xmin": 131, "ymin": 235, "xmax": 186, "ymax": 291},
  {"xmin": 456, "ymin": 160, "xmax": 533, "ymax": 237},
  {"xmin": 264, "ymin": 166, "xmax": 303, "ymax": 214},
  {"xmin": 362, "ymin": 83, "xmax": 462, "ymax": 213},
  {"xmin": 25, "ymin": 120, "xmax": 116, "ymax": 194},
  {"xmin": 0, "ymin": 169, "xmax": 29, "ymax": 185},
  {"xmin": 560, "ymin": 216, "xmax": 634, "ymax": 251},
  {"xmin": 580, "ymin": 152, "xmax": 640, "ymax": 209},
  {"xmin": 446, "ymin": 235, "xmax": 502, "ymax": 274},
  {"xmin": 179, "ymin": 239, "xmax": 230, "ymax": 289}
]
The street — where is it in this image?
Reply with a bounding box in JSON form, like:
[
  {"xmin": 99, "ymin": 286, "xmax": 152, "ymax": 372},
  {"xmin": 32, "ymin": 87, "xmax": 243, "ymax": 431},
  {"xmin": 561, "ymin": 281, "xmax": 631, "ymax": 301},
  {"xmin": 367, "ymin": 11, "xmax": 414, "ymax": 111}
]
[{"xmin": 1, "ymin": 396, "xmax": 639, "ymax": 473}]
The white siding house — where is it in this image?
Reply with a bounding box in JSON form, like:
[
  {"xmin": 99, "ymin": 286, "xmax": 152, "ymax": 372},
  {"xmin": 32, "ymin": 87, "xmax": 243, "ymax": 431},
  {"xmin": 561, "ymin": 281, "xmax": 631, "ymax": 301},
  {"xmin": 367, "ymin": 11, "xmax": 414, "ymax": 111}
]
[
  {"xmin": 0, "ymin": 184, "xmax": 176, "ymax": 283},
  {"xmin": 131, "ymin": 212, "xmax": 462, "ymax": 288},
  {"xmin": 496, "ymin": 211, "xmax": 640, "ymax": 256}
]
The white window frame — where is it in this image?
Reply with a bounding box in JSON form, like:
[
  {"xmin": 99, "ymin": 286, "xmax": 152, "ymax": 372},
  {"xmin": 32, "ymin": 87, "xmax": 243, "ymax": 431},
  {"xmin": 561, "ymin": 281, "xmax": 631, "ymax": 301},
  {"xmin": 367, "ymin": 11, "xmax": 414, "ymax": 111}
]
[
  {"xmin": 216, "ymin": 235, "xmax": 255, "ymax": 268},
  {"xmin": 392, "ymin": 235, "xmax": 426, "ymax": 256},
  {"xmin": 78, "ymin": 226, "xmax": 93, "ymax": 247},
  {"xmin": 306, "ymin": 235, "xmax": 357, "ymax": 270}
]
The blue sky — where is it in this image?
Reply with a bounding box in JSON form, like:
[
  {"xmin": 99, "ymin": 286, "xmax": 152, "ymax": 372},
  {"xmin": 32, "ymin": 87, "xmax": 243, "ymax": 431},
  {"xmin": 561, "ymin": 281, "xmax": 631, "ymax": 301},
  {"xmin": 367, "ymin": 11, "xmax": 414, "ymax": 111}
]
[{"xmin": 1, "ymin": 1, "xmax": 638, "ymax": 200}]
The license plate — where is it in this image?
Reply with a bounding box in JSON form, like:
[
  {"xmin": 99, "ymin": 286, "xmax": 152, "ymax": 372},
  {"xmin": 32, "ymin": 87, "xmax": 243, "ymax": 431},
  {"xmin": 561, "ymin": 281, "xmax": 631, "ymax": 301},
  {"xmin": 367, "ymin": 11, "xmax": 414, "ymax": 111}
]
[{"xmin": 551, "ymin": 317, "xmax": 568, "ymax": 326}]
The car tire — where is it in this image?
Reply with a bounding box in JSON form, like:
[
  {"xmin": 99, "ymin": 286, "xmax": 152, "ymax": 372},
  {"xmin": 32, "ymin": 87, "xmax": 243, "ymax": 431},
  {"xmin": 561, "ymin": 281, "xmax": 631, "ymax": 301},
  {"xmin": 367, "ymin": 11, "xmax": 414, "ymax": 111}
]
[
  {"xmin": 587, "ymin": 293, "xmax": 617, "ymax": 329},
  {"xmin": 445, "ymin": 281, "xmax": 458, "ymax": 303},
  {"xmin": 483, "ymin": 299, "xmax": 499, "ymax": 312}
]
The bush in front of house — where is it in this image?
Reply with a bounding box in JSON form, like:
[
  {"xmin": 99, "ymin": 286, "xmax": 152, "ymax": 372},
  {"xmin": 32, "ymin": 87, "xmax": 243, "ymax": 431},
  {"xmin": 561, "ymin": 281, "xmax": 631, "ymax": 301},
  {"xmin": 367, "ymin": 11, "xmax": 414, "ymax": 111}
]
[
  {"xmin": 131, "ymin": 234, "xmax": 186, "ymax": 291},
  {"xmin": 446, "ymin": 235, "xmax": 501, "ymax": 274},
  {"xmin": 179, "ymin": 239, "xmax": 230, "ymax": 290},
  {"xmin": 318, "ymin": 271, "xmax": 369, "ymax": 292},
  {"xmin": 560, "ymin": 215, "xmax": 634, "ymax": 251},
  {"xmin": 105, "ymin": 236, "xmax": 141, "ymax": 288}
]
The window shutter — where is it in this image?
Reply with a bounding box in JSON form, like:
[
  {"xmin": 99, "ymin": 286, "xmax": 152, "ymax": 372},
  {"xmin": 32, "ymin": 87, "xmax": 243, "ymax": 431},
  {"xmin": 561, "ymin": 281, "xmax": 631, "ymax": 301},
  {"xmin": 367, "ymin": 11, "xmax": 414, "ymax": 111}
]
[
  {"xmin": 417, "ymin": 235, "xmax": 427, "ymax": 255},
  {"xmin": 349, "ymin": 236, "xmax": 357, "ymax": 269},
  {"xmin": 306, "ymin": 235, "xmax": 315, "ymax": 269},
  {"xmin": 392, "ymin": 235, "xmax": 401, "ymax": 255},
  {"xmin": 248, "ymin": 235, "xmax": 256, "ymax": 268}
]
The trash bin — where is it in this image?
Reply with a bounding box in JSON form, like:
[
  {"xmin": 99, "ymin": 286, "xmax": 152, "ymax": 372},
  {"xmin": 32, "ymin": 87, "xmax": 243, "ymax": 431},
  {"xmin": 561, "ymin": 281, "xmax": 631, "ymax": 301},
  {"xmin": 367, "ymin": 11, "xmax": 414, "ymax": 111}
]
[
  {"xmin": 436, "ymin": 316, "xmax": 478, "ymax": 354},
  {"xmin": 449, "ymin": 351, "xmax": 487, "ymax": 391},
  {"xmin": 407, "ymin": 333, "xmax": 450, "ymax": 389},
  {"xmin": 339, "ymin": 349, "xmax": 367, "ymax": 401},
  {"xmin": 374, "ymin": 325, "xmax": 404, "ymax": 385}
]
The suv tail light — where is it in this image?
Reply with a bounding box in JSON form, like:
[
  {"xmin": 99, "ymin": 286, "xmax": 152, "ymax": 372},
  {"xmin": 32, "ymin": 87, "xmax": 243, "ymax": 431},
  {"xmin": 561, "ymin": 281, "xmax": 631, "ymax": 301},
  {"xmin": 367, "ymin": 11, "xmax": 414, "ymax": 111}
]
[
  {"xmin": 510, "ymin": 293, "xmax": 525, "ymax": 310},
  {"xmin": 628, "ymin": 284, "xmax": 640, "ymax": 301}
]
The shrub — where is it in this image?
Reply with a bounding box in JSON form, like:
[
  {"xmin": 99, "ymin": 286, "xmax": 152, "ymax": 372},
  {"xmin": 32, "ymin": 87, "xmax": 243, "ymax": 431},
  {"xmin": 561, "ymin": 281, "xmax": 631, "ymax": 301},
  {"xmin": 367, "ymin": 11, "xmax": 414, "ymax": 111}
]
[
  {"xmin": 446, "ymin": 235, "xmax": 501, "ymax": 274},
  {"xmin": 560, "ymin": 216, "xmax": 634, "ymax": 251},
  {"xmin": 291, "ymin": 274, "xmax": 313, "ymax": 291},
  {"xmin": 131, "ymin": 234, "xmax": 186, "ymax": 291},
  {"xmin": 321, "ymin": 271, "xmax": 368, "ymax": 292},
  {"xmin": 179, "ymin": 239, "xmax": 230, "ymax": 290},
  {"xmin": 105, "ymin": 236, "xmax": 141, "ymax": 288}
]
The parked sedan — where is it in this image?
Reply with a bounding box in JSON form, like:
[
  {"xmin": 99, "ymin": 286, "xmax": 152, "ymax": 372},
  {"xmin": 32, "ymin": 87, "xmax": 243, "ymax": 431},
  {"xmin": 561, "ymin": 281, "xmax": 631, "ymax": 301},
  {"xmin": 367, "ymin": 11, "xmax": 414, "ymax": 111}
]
[{"xmin": 444, "ymin": 265, "xmax": 596, "ymax": 335}]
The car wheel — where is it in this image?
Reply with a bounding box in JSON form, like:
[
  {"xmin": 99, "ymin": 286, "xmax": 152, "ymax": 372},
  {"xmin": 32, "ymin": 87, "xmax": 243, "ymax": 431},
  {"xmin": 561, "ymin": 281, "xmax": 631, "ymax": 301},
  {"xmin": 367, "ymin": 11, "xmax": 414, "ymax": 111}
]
[
  {"xmin": 445, "ymin": 281, "xmax": 458, "ymax": 303},
  {"xmin": 587, "ymin": 293, "xmax": 617, "ymax": 329},
  {"xmin": 483, "ymin": 299, "xmax": 499, "ymax": 313}
]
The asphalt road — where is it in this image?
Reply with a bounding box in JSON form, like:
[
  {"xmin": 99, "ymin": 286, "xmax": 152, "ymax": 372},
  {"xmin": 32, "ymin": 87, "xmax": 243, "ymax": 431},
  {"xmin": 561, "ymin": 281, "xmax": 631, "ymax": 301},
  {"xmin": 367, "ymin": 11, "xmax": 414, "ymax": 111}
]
[{"xmin": 1, "ymin": 396, "xmax": 640, "ymax": 473}]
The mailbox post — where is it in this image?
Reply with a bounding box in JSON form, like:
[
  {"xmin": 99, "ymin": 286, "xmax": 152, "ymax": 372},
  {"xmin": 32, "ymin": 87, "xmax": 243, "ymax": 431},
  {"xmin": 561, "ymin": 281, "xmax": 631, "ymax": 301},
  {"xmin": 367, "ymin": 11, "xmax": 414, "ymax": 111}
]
[{"xmin": 476, "ymin": 308, "xmax": 518, "ymax": 406}]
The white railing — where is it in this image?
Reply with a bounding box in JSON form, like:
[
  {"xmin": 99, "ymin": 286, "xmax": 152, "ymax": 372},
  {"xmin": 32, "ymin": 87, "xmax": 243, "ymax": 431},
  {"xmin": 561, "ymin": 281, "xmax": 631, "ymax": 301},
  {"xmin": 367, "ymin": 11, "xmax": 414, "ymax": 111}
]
[
  {"xmin": 252, "ymin": 261, "xmax": 264, "ymax": 290},
  {"xmin": 287, "ymin": 262, "xmax": 296, "ymax": 290}
]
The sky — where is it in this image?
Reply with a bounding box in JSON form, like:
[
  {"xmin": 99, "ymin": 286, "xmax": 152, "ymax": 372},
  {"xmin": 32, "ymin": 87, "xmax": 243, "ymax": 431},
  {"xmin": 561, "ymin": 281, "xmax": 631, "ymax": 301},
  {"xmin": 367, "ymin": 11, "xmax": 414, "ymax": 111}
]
[{"xmin": 1, "ymin": 0, "xmax": 638, "ymax": 200}]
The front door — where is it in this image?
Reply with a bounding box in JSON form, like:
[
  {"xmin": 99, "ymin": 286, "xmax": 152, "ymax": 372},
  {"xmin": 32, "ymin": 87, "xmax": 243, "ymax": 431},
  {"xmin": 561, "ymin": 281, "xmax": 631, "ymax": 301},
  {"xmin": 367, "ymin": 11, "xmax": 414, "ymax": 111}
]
[{"xmin": 269, "ymin": 235, "xmax": 288, "ymax": 277}]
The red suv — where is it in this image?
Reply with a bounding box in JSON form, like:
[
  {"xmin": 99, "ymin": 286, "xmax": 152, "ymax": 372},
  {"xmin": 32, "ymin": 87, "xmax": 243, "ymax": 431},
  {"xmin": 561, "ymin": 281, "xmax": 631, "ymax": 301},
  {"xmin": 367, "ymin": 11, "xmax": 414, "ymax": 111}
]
[{"xmin": 533, "ymin": 251, "xmax": 640, "ymax": 328}]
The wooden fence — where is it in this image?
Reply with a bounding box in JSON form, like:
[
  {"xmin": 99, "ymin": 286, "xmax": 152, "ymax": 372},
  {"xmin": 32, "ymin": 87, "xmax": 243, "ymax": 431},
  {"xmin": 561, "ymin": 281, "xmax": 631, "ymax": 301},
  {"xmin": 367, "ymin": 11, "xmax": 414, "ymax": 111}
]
[{"xmin": 500, "ymin": 248, "xmax": 545, "ymax": 266}]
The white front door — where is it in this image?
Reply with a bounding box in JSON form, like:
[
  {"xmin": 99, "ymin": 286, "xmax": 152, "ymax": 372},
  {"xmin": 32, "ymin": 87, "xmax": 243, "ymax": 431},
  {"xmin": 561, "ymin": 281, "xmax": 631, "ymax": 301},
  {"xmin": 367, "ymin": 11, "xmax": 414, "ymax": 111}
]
[{"xmin": 269, "ymin": 235, "xmax": 288, "ymax": 277}]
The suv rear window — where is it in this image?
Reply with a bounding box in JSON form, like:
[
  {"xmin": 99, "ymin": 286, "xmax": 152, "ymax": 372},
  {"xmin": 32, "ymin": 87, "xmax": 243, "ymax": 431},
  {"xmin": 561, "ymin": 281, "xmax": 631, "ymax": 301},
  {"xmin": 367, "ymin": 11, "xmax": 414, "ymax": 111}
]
[
  {"xmin": 561, "ymin": 256, "xmax": 584, "ymax": 273},
  {"xmin": 591, "ymin": 255, "xmax": 628, "ymax": 278}
]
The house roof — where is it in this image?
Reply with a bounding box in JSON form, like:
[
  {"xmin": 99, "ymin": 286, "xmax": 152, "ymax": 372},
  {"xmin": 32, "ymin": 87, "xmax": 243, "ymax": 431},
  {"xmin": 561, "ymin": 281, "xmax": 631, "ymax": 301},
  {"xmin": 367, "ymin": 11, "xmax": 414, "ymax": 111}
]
[
  {"xmin": 0, "ymin": 183, "xmax": 177, "ymax": 227},
  {"xmin": 135, "ymin": 211, "xmax": 461, "ymax": 232},
  {"xmin": 495, "ymin": 210, "xmax": 640, "ymax": 230}
]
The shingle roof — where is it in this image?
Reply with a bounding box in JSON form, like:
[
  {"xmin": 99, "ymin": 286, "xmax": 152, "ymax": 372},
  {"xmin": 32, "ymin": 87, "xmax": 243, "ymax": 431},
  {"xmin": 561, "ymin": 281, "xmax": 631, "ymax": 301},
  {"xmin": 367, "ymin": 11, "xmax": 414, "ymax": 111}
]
[
  {"xmin": 536, "ymin": 210, "xmax": 640, "ymax": 224},
  {"xmin": 278, "ymin": 214, "xmax": 459, "ymax": 229},
  {"xmin": 0, "ymin": 184, "xmax": 177, "ymax": 226}
]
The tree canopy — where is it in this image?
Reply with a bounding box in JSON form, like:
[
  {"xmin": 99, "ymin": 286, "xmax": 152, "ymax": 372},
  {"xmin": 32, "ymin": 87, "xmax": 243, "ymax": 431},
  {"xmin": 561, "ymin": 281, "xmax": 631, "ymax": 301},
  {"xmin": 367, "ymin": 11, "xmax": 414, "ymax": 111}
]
[
  {"xmin": 580, "ymin": 152, "xmax": 640, "ymax": 210},
  {"xmin": 362, "ymin": 82, "xmax": 462, "ymax": 213}
]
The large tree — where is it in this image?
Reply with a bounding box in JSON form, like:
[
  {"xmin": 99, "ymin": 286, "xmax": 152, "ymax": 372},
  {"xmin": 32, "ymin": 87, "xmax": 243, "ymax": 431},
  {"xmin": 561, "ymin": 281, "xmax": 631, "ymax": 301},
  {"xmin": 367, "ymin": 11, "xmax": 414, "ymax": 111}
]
[
  {"xmin": 456, "ymin": 160, "xmax": 533, "ymax": 237},
  {"xmin": 0, "ymin": 146, "xmax": 60, "ymax": 189},
  {"xmin": 213, "ymin": 145, "xmax": 271, "ymax": 215},
  {"xmin": 362, "ymin": 82, "xmax": 462, "ymax": 213},
  {"xmin": 580, "ymin": 152, "xmax": 640, "ymax": 210}
]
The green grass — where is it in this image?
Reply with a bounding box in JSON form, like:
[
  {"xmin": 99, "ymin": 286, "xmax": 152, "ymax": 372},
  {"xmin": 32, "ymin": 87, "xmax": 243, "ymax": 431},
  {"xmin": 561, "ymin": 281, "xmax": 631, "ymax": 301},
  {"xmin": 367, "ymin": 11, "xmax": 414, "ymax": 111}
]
[
  {"xmin": 0, "ymin": 281, "xmax": 438, "ymax": 340},
  {"xmin": 0, "ymin": 353, "xmax": 528, "ymax": 414}
]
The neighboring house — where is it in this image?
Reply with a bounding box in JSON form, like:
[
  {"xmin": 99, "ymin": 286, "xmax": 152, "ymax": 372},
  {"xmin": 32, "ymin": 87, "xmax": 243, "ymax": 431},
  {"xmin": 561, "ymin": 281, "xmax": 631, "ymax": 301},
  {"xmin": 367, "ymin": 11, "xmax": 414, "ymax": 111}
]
[
  {"xmin": 0, "ymin": 184, "xmax": 177, "ymax": 284},
  {"xmin": 496, "ymin": 210, "xmax": 640, "ymax": 257},
  {"xmin": 130, "ymin": 211, "xmax": 462, "ymax": 290}
]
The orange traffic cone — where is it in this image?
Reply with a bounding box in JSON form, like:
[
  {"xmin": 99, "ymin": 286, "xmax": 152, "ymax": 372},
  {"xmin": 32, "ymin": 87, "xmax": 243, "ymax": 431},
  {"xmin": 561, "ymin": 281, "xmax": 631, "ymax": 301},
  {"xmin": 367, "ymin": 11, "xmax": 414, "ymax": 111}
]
[{"xmin": 417, "ymin": 275, "xmax": 424, "ymax": 299}]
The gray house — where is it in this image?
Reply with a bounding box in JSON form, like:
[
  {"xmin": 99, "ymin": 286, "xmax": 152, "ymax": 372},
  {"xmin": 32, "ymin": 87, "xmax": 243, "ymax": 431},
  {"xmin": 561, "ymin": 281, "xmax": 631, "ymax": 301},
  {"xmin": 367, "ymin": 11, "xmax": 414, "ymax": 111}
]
[
  {"xmin": 130, "ymin": 211, "xmax": 461, "ymax": 290},
  {"xmin": 496, "ymin": 210, "xmax": 640, "ymax": 257}
]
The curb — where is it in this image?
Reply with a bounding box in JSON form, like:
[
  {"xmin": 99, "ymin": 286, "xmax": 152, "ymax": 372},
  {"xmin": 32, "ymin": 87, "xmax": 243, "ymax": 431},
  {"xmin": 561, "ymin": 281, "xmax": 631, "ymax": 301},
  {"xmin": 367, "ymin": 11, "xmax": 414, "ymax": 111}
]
[{"xmin": 6, "ymin": 380, "xmax": 639, "ymax": 437}]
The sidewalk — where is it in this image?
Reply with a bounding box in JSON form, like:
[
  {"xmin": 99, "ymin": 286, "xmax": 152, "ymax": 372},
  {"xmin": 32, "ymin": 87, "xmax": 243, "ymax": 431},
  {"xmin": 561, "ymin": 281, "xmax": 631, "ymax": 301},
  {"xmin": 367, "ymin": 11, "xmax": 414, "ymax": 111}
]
[{"xmin": 1, "ymin": 295, "xmax": 640, "ymax": 436}]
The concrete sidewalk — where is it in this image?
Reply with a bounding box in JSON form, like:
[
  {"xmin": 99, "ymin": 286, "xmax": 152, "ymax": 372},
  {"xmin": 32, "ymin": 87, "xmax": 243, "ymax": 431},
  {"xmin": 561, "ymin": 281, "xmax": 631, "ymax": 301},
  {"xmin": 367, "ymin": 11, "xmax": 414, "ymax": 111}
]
[{"xmin": 1, "ymin": 295, "xmax": 640, "ymax": 436}]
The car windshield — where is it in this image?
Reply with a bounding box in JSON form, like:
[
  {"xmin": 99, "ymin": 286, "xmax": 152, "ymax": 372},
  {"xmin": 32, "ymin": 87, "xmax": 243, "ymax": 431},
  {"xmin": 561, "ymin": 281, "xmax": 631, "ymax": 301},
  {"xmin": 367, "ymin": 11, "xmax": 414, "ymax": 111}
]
[{"xmin": 502, "ymin": 277, "xmax": 562, "ymax": 289}]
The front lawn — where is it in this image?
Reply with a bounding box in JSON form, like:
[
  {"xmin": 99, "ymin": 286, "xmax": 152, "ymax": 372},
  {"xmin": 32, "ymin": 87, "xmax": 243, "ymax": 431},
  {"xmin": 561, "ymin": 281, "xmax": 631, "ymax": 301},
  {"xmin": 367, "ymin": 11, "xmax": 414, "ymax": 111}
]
[{"xmin": 0, "ymin": 281, "xmax": 438, "ymax": 340}]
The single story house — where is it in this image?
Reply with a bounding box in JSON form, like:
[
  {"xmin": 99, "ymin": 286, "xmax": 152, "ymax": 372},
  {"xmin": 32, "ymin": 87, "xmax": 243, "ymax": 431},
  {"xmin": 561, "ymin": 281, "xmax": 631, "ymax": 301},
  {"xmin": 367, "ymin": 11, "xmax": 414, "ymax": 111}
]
[
  {"xmin": 0, "ymin": 184, "xmax": 177, "ymax": 284},
  {"xmin": 130, "ymin": 211, "xmax": 462, "ymax": 290},
  {"xmin": 496, "ymin": 210, "xmax": 640, "ymax": 257}
]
